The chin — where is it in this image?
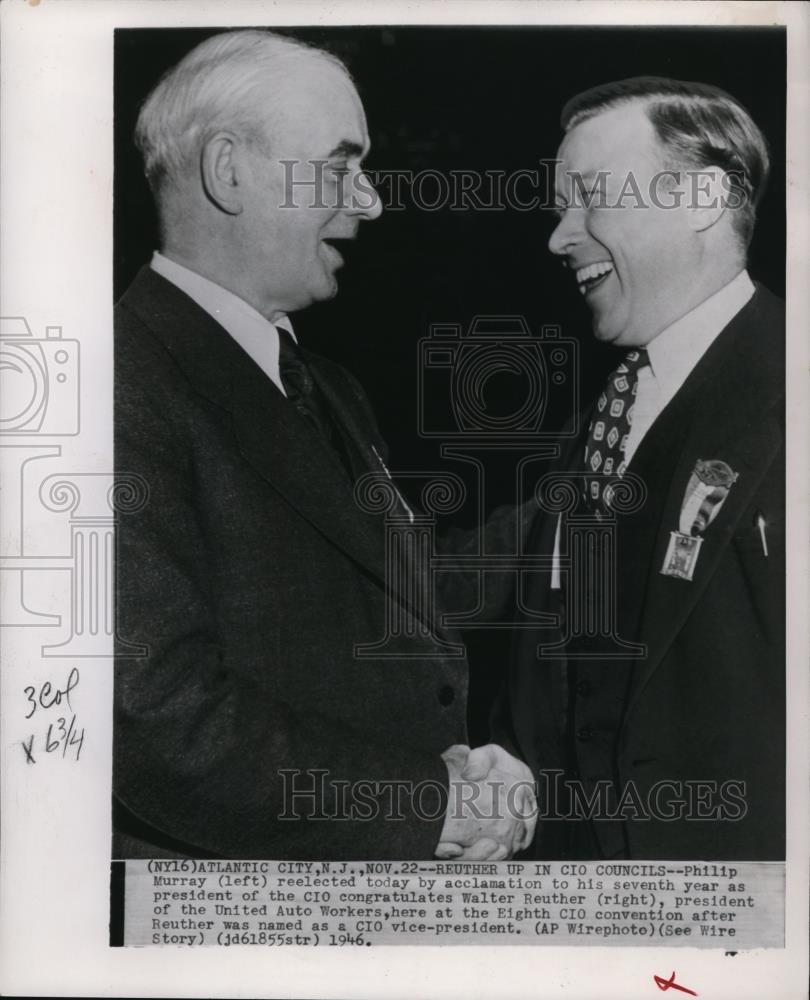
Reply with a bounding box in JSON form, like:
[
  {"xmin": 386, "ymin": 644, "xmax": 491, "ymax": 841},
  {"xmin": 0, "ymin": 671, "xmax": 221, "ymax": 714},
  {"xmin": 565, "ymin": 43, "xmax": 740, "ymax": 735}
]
[
  {"xmin": 318, "ymin": 269, "xmax": 340, "ymax": 299},
  {"xmin": 305, "ymin": 281, "xmax": 339, "ymax": 307},
  {"xmin": 591, "ymin": 317, "xmax": 622, "ymax": 345}
]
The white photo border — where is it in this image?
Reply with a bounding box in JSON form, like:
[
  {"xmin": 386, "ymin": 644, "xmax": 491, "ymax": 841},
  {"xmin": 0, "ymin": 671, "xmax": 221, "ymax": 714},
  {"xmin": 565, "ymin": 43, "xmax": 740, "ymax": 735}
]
[{"xmin": 1, "ymin": 2, "xmax": 807, "ymax": 997}]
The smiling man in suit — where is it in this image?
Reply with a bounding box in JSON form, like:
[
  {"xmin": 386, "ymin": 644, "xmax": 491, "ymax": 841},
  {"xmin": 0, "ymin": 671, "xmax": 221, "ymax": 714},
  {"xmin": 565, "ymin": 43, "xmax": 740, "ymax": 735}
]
[
  {"xmin": 114, "ymin": 29, "xmax": 535, "ymax": 860},
  {"xmin": 484, "ymin": 77, "xmax": 784, "ymax": 861}
]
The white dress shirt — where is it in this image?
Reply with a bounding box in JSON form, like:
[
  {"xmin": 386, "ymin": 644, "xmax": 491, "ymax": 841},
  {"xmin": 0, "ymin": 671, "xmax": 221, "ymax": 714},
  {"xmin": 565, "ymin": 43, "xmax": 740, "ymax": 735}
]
[
  {"xmin": 151, "ymin": 251, "xmax": 295, "ymax": 396},
  {"xmin": 551, "ymin": 269, "xmax": 755, "ymax": 588}
]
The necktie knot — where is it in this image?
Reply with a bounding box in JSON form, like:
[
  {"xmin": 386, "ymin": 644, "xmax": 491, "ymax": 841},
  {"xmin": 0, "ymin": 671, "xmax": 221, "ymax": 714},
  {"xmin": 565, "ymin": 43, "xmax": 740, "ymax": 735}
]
[
  {"xmin": 276, "ymin": 328, "xmax": 355, "ymax": 480},
  {"xmin": 621, "ymin": 347, "xmax": 649, "ymax": 371},
  {"xmin": 606, "ymin": 346, "xmax": 649, "ymax": 389},
  {"xmin": 277, "ymin": 328, "xmax": 314, "ymax": 402}
]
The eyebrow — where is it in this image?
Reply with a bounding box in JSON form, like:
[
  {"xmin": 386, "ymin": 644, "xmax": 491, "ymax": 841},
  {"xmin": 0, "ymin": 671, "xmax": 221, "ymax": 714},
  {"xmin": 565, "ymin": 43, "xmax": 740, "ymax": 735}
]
[{"xmin": 326, "ymin": 140, "xmax": 366, "ymax": 160}]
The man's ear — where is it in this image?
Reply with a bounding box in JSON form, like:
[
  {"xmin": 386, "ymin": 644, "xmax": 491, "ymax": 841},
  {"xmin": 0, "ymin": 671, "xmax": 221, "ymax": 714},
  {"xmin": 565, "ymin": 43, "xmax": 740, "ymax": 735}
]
[
  {"xmin": 200, "ymin": 132, "xmax": 244, "ymax": 215},
  {"xmin": 687, "ymin": 165, "xmax": 730, "ymax": 233}
]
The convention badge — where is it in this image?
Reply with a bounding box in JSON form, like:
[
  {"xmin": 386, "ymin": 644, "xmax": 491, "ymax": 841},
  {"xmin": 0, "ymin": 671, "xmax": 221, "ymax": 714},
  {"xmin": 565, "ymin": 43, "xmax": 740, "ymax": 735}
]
[
  {"xmin": 661, "ymin": 530, "xmax": 704, "ymax": 581},
  {"xmin": 680, "ymin": 459, "xmax": 739, "ymax": 533},
  {"xmin": 661, "ymin": 459, "xmax": 739, "ymax": 580}
]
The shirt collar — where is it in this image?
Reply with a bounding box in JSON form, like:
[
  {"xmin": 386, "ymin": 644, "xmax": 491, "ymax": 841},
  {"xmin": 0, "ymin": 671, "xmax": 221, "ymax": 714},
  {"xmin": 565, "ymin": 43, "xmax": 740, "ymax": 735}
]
[
  {"xmin": 150, "ymin": 251, "xmax": 294, "ymax": 392},
  {"xmin": 645, "ymin": 269, "xmax": 755, "ymax": 399}
]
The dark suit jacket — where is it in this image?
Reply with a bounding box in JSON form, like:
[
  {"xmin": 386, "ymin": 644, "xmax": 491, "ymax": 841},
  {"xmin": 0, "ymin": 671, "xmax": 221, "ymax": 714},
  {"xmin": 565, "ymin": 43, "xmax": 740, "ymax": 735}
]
[
  {"xmin": 491, "ymin": 285, "xmax": 785, "ymax": 860},
  {"xmin": 113, "ymin": 267, "xmax": 469, "ymax": 860}
]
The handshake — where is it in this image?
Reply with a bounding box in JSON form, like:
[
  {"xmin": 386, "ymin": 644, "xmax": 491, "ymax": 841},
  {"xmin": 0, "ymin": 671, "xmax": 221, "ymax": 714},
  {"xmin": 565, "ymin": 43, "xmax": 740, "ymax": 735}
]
[{"xmin": 436, "ymin": 743, "xmax": 538, "ymax": 861}]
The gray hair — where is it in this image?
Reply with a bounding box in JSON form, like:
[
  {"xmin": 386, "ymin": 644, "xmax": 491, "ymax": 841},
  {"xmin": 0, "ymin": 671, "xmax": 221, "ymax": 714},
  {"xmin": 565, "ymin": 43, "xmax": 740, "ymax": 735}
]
[{"xmin": 134, "ymin": 30, "xmax": 351, "ymax": 196}]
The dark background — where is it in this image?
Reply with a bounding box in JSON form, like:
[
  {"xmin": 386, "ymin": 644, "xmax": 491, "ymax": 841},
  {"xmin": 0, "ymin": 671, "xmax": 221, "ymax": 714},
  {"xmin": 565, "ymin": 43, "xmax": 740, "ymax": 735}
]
[{"xmin": 115, "ymin": 26, "xmax": 785, "ymax": 743}]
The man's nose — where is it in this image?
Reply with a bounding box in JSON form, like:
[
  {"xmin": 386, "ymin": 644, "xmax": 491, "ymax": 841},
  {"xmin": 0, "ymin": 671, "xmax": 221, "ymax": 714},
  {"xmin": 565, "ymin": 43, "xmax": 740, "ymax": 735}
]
[
  {"xmin": 548, "ymin": 207, "xmax": 584, "ymax": 257},
  {"xmin": 347, "ymin": 170, "xmax": 383, "ymax": 221}
]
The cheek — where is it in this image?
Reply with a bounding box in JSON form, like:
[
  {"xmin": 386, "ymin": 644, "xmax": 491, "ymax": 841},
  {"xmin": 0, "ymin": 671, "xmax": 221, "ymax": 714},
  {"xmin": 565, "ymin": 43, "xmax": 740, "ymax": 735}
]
[
  {"xmin": 641, "ymin": 256, "xmax": 671, "ymax": 295},
  {"xmin": 589, "ymin": 209, "xmax": 633, "ymax": 254},
  {"xmin": 286, "ymin": 224, "xmax": 322, "ymax": 267},
  {"xmin": 614, "ymin": 216, "xmax": 669, "ymax": 280}
]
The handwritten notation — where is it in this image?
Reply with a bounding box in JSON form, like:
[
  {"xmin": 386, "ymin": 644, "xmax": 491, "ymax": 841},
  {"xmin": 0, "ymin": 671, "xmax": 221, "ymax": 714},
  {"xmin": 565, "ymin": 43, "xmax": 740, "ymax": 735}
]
[
  {"xmin": 24, "ymin": 666, "xmax": 80, "ymax": 719},
  {"xmin": 21, "ymin": 667, "xmax": 85, "ymax": 763},
  {"xmin": 654, "ymin": 971, "xmax": 698, "ymax": 996}
]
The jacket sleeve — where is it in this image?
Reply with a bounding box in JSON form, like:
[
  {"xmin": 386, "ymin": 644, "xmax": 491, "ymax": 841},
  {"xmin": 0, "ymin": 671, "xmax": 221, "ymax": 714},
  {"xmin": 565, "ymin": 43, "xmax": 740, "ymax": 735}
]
[{"xmin": 434, "ymin": 499, "xmax": 540, "ymax": 622}]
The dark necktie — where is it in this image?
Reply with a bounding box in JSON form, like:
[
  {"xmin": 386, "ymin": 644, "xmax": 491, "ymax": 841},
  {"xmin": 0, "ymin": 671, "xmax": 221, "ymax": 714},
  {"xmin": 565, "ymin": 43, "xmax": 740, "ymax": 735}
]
[
  {"xmin": 278, "ymin": 329, "xmax": 326, "ymax": 432},
  {"xmin": 277, "ymin": 329, "xmax": 354, "ymax": 478},
  {"xmin": 583, "ymin": 347, "xmax": 649, "ymax": 510}
]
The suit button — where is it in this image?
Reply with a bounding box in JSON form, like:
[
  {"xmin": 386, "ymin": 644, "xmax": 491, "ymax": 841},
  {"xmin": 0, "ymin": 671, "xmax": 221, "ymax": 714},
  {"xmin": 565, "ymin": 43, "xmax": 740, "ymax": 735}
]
[
  {"xmin": 438, "ymin": 686, "xmax": 455, "ymax": 707},
  {"xmin": 577, "ymin": 727, "xmax": 593, "ymax": 742},
  {"xmin": 576, "ymin": 679, "xmax": 591, "ymax": 697}
]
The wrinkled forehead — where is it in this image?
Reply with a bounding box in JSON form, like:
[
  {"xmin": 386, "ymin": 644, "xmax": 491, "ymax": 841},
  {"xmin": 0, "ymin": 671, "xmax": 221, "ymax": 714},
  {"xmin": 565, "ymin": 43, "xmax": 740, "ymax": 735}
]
[{"xmin": 554, "ymin": 102, "xmax": 664, "ymax": 188}]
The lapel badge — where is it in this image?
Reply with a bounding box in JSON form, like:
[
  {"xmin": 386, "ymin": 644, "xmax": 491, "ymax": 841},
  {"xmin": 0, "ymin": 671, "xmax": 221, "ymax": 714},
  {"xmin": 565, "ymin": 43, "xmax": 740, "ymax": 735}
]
[{"xmin": 661, "ymin": 459, "xmax": 739, "ymax": 581}]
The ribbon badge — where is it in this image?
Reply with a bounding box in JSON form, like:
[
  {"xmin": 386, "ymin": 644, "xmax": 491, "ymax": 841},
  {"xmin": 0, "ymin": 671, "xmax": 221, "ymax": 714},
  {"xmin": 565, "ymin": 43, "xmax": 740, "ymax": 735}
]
[{"xmin": 660, "ymin": 459, "xmax": 739, "ymax": 581}]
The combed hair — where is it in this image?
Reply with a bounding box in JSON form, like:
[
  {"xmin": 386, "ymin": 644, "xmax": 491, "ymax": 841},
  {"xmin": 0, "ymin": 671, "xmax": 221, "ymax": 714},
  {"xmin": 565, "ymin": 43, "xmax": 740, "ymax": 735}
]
[
  {"xmin": 561, "ymin": 76, "xmax": 770, "ymax": 248},
  {"xmin": 134, "ymin": 30, "xmax": 351, "ymax": 196}
]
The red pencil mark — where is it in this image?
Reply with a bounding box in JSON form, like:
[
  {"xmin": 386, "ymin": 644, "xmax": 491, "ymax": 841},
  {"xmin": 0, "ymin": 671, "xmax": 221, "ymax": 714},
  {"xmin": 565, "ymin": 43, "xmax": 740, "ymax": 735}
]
[{"xmin": 654, "ymin": 972, "xmax": 698, "ymax": 996}]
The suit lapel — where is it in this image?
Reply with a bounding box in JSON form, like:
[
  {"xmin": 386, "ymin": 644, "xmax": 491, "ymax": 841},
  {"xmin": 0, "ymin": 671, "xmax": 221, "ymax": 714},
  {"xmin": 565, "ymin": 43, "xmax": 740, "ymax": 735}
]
[
  {"xmin": 307, "ymin": 357, "xmax": 386, "ymax": 484},
  {"xmin": 230, "ymin": 361, "xmax": 389, "ymax": 584},
  {"xmin": 120, "ymin": 267, "xmax": 388, "ymax": 585},
  {"xmin": 308, "ymin": 358, "xmax": 468, "ymax": 643},
  {"xmin": 624, "ymin": 287, "xmax": 784, "ymax": 716}
]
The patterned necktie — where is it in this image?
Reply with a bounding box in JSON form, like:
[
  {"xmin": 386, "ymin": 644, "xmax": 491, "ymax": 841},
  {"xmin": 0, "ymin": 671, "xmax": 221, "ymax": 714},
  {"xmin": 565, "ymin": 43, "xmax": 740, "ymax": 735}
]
[
  {"xmin": 583, "ymin": 347, "xmax": 649, "ymax": 510},
  {"xmin": 277, "ymin": 329, "xmax": 354, "ymax": 478}
]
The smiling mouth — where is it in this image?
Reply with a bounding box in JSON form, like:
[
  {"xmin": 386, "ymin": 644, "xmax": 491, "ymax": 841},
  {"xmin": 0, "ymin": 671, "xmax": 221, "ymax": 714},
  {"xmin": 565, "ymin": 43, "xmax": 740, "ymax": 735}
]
[{"xmin": 574, "ymin": 260, "xmax": 614, "ymax": 296}]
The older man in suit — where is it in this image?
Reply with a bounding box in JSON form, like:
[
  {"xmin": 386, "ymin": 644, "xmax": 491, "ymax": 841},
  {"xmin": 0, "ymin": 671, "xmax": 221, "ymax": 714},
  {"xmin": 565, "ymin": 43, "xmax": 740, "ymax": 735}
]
[
  {"xmin": 472, "ymin": 77, "xmax": 784, "ymax": 861},
  {"xmin": 114, "ymin": 29, "xmax": 534, "ymax": 860}
]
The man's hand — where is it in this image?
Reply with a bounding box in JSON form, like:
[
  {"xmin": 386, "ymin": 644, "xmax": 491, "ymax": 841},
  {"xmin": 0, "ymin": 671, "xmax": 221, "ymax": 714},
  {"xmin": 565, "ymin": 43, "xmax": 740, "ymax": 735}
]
[{"xmin": 435, "ymin": 743, "xmax": 537, "ymax": 861}]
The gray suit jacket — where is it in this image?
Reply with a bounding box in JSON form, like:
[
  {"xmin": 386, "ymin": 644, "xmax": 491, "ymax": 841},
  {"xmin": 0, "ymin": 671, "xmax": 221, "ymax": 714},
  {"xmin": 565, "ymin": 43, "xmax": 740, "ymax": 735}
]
[{"xmin": 114, "ymin": 267, "xmax": 469, "ymax": 859}]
